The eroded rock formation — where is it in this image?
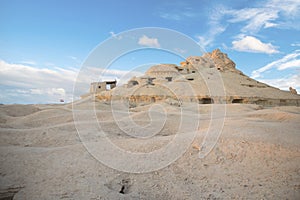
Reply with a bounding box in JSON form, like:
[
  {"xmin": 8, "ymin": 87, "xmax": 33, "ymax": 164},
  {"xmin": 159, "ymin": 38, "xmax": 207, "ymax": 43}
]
[
  {"xmin": 289, "ymin": 87, "xmax": 297, "ymax": 95},
  {"xmin": 90, "ymin": 49, "xmax": 300, "ymax": 106}
]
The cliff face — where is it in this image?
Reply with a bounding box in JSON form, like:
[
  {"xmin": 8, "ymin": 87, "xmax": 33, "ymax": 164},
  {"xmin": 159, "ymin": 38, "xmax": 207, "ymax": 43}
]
[{"xmin": 92, "ymin": 49, "xmax": 300, "ymax": 106}]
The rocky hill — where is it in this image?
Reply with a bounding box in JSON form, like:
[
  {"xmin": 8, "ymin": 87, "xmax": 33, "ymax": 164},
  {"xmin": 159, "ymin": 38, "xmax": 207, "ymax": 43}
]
[{"xmin": 94, "ymin": 49, "xmax": 300, "ymax": 106}]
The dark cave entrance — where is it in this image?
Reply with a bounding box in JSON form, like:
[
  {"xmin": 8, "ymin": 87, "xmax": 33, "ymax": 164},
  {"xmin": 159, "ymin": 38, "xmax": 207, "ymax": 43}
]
[
  {"xmin": 232, "ymin": 99, "xmax": 244, "ymax": 104},
  {"xmin": 199, "ymin": 98, "xmax": 214, "ymax": 104}
]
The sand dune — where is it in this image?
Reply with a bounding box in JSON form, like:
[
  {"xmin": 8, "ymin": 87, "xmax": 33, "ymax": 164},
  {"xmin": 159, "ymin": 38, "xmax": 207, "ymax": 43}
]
[{"xmin": 0, "ymin": 102, "xmax": 299, "ymax": 199}]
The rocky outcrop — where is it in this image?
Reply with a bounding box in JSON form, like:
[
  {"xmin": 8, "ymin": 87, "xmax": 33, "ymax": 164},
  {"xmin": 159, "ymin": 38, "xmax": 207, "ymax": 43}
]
[
  {"xmin": 289, "ymin": 87, "xmax": 297, "ymax": 95},
  {"xmin": 203, "ymin": 49, "xmax": 236, "ymax": 71}
]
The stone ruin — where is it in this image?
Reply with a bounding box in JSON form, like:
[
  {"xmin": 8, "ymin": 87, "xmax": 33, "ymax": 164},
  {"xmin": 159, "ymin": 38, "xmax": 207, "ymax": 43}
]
[{"xmin": 90, "ymin": 80, "xmax": 117, "ymax": 93}]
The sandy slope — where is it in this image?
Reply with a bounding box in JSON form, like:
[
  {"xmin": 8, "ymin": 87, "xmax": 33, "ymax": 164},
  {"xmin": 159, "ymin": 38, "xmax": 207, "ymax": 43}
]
[{"xmin": 0, "ymin": 102, "xmax": 299, "ymax": 199}]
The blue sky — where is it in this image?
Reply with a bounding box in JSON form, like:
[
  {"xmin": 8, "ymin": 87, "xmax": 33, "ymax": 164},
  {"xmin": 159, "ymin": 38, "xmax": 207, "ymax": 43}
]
[{"xmin": 0, "ymin": 0, "xmax": 300, "ymax": 104}]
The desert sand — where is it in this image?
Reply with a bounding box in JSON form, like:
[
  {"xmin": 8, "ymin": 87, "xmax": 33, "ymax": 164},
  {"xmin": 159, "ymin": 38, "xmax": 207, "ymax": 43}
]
[{"xmin": 0, "ymin": 99, "xmax": 300, "ymax": 199}]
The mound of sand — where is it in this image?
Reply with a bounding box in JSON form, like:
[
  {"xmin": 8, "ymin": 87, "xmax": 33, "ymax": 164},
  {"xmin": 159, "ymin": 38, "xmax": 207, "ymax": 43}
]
[
  {"xmin": 0, "ymin": 104, "xmax": 40, "ymax": 117},
  {"xmin": 0, "ymin": 101, "xmax": 299, "ymax": 199},
  {"xmin": 94, "ymin": 49, "xmax": 300, "ymax": 107}
]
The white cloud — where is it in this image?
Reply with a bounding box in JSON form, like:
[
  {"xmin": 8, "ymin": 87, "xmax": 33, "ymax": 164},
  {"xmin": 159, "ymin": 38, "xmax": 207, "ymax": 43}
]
[
  {"xmin": 0, "ymin": 60, "xmax": 77, "ymax": 87},
  {"xmin": 0, "ymin": 60, "xmax": 134, "ymax": 104},
  {"xmin": 223, "ymin": 0, "xmax": 300, "ymax": 34},
  {"xmin": 196, "ymin": 6, "xmax": 227, "ymax": 48},
  {"xmin": 197, "ymin": 4, "xmax": 279, "ymax": 48},
  {"xmin": 266, "ymin": 0, "xmax": 300, "ymax": 16},
  {"xmin": 232, "ymin": 36, "xmax": 279, "ymax": 54},
  {"xmin": 291, "ymin": 43, "xmax": 300, "ymax": 47},
  {"xmin": 197, "ymin": 25, "xmax": 226, "ymax": 49},
  {"xmin": 251, "ymin": 50, "xmax": 300, "ymax": 78},
  {"xmin": 0, "ymin": 60, "xmax": 78, "ymax": 103},
  {"xmin": 138, "ymin": 35, "xmax": 160, "ymax": 48},
  {"xmin": 200, "ymin": 0, "xmax": 300, "ymax": 51},
  {"xmin": 226, "ymin": 8, "xmax": 279, "ymax": 34},
  {"xmin": 84, "ymin": 66, "xmax": 135, "ymax": 81},
  {"xmin": 257, "ymin": 73, "xmax": 300, "ymax": 92},
  {"xmin": 30, "ymin": 88, "xmax": 66, "ymax": 96},
  {"xmin": 264, "ymin": 22, "xmax": 278, "ymax": 28},
  {"xmin": 277, "ymin": 59, "xmax": 300, "ymax": 70},
  {"xmin": 197, "ymin": 36, "xmax": 209, "ymax": 49},
  {"xmin": 19, "ymin": 60, "xmax": 37, "ymax": 66}
]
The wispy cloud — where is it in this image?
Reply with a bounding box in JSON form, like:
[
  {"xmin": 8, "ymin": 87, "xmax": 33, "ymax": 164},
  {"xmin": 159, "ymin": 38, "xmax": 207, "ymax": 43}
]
[
  {"xmin": 159, "ymin": 12, "xmax": 196, "ymax": 21},
  {"xmin": 19, "ymin": 60, "xmax": 37, "ymax": 66},
  {"xmin": 159, "ymin": 13, "xmax": 182, "ymax": 21},
  {"xmin": 199, "ymin": 0, "xmax": 300, "ymax": 51},
  {"xmin": 68, "ymin": 56, "xmax": 77, "ymax": 61},
  {"xmin": 224, "ymin": 0, "xmax": 300, "ymax": 34},
  {"xmin": 266, "ymin": 0, "xmax": 300, "ymax": 17},
  {"xmin": 0, "ymin": 60, "xmax": 134, "ymax": 104},
  {"xmin": 109, "ymin": 31, "xmax": 122, "ymax": 40},
  {"xmin": 0, "ymin": 60, "xmax": 78, "ymax": 103},
  {"xmin": 138, "ymin": 35, "xmax": 160, "ymax": 48},
  {"xmin": 225, "ymin": 7, "xmax": 279, "ymax": 34},
  {"xmin": 291, "ymin": 43, "xmax": 300, "ymax": 47},
  {"xmin": 252, "ymin": 48, "xmax": 300, "ymax": 91},
  {"xmin": 277, "ymin": 59, "xmax": 300, "ymax": 70},
  {"xmin": 196, "ymin": 6, "xmax": 227, "ymax": 49},
  {"xmin": 251, "ymin": 50, "xmax": 300, "ymax": 78},
  {"xmin": 197, "ymin": 26, "xmax": 226, "ymax": 49},
  {"xmin": 257, "ymin": 73, "xmax": 300, "ymax": 92},
  {"xmin": 84, "ymin": 66, "xmax": 137, "ymax": 81},
  {"xmin": 225, "ymin": 0, "xmax": 300, "ymax": 53},
  {"xmin": 29, "ymin": 88, "xmax": 66, "ymax": 96},
  {"xmin": 68, "ymin": 56, "xmax": 82, "ymax": 66},
  {"xmin": 232, "ymin": 36, "xmax": 279, "ymax": 54}
]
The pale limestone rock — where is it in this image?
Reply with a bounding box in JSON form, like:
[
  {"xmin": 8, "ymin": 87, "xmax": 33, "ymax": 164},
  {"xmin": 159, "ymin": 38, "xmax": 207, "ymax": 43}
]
[{"xmin": 289, "ymin": 87, "xmax": 297, "ymax": 95}]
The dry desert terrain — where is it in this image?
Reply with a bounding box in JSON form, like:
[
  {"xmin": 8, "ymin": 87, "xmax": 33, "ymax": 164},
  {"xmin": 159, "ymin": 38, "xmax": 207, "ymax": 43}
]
[{"xmin": 0, "ymin": 100, "xmax": 300, "ymax": 199}]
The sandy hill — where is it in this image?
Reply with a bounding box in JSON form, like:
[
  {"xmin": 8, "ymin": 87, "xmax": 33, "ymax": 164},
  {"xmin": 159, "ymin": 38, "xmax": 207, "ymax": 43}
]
[{"xmin": 95, "ymin": 49, "xmax": 300, "ymax": 106}]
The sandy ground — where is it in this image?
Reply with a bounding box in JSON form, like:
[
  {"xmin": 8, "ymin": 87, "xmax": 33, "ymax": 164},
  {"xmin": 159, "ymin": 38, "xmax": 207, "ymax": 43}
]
[{"xmin": 0, "ymin": 100, "xmax": 299, "ymax": 199}]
